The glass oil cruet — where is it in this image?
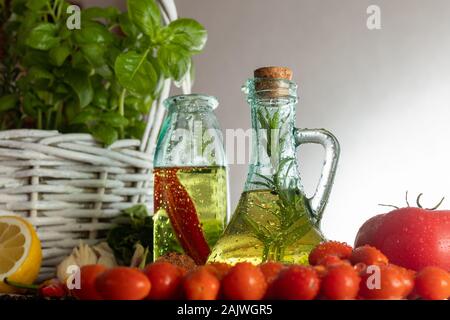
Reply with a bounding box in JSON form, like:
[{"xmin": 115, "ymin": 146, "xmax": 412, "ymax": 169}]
[
  {"xmin": 208, "ymin": 67, "xmax": 340, "ymax": 265},
  {"xmin": 153, "ymin": 94, "xmax": 229, "ymax": 264}
]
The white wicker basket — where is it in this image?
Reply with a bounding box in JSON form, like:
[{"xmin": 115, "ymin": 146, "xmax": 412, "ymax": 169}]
[{"xmin": 0, "ymin": 0, "xmax": 191, "ymax": 280}]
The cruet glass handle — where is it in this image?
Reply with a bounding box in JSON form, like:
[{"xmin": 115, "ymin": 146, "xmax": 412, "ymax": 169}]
[{"xmin": 293, "ymin": 128, "xmax": 340, "ymax": 224}]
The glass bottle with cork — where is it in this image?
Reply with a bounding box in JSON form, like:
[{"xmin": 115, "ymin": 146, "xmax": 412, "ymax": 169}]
[{"xmin": 209, "ymin": 67, "xmax": 340, "ymax": 265}]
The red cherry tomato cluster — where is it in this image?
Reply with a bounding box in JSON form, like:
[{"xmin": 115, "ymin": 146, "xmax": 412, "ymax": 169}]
[{"xmin": 66, "ymin": 241, "xmax": 450, "ymax": 300}]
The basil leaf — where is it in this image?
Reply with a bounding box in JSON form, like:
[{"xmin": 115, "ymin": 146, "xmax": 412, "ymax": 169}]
[
  {"xmin": 95, "ymin": 65, "xmax": 114, "ymax": 80},
  {"xmin": 92, "ymin": 88, "xmax": 109, "ymax": 109},
  {"xmin": 81, "ymin": 44, "xmax": 105, "ymax": 67},
  {"xmin": 119, "ymin": 12, "xmax": 139, "ymax": 37},
  {"xmin": 71, "ymin": 108, "xmax": 97, "ymax": 124},
  {"xmin": 23, "ymin": 92, "xmax": 40, "ymax": 117},
  {"xmin": 49, "ymin": 45, "xmax": 71, "ymax": 66},
  {"xmin": 22, "ymin": 50, "xmax": 50, "ymax": 68},
  {"xmin": 65, "ymin": 71, "xmax": 94, "ymax": 108},
  {"xmin": 127, "ymin": 0, "xmax": 161, "ymax": 36},
  {"xmin": 25, "ymin": 23, "xmax": 60, "ymax": 50},
  {"xmin": 125, "ymin": 95, "xmax": 151, "ymax": 114},
  {"xmin": 127, "ymin": 121, "xmax": 146, "ymax": 139},
  {"xmin": 12, "ymin": 0, "xmax": 27, "ymax": 13},
  {"xmin": 91, "ymin": 124, "xmax": 118, "ymax": 145},
  {"xmin": 71, "ymin": 51, "xmax": 92, "ymax": 73},
  {"xmin": 26, "ymin": 0, "xmax": 48, "ymax": 10},
  {"xmin": 82, "ymin": 7, "xmax": 120, "ymax": 21},
  {"xmin": 0, "ymin": 95, "xmax": 18, "ymax": 113},
  {"xmin": 114, "ymin": 51, "xmax": 157, "ymax": 96},
  {"xmin": 165, "ymin": 18, "xmax": 207, "ymax": 53},
  {"xmin": 101, "ymin": 112, "xmax": 129, "ymax": 128},
  {"xmin": 28, "ymin": 66, "xmax": 54, "ymax": 82},
  {"xmin": 158, "ymin": 44, "xmax": 191, "ymax": 81},
  {"xmin": 73, "ymin": 21, "xmax": 114, "ymax": 45}
]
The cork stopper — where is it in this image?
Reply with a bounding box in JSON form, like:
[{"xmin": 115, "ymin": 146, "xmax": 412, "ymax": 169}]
[
  {"xmin": 253, "ymin": 66, "xmax": 293, "ymax": 98},
  {"xmin": 254, "ymin": 66, "xmax": 293, "ymax": 80}
]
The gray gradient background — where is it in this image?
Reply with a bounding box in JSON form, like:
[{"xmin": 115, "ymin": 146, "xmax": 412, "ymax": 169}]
[{"xmin": 83, "ymin": 0, "xmax": 450, "ymax": 243}]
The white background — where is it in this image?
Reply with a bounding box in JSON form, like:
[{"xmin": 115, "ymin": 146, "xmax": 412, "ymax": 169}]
[{"xmin": 84, "ymin": 0, "xmax": 450, "ymax": 244}]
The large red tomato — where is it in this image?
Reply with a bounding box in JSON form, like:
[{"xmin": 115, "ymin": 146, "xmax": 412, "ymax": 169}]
[{"xmin": 355, "ymin": 207, "xmax": 450, "ymax": 271}]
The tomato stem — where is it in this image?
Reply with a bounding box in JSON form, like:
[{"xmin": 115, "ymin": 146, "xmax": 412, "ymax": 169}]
[
  {"xmin": 379, "ymin": 192, "xmax": 445, "ymax": 211},
  {"xmin": 416, "ymin": 193, "xmax": 445, "ymax": 210},
  {"xmin": 378, "ymin": 204, "xmax": 399, "ymax": 210}
]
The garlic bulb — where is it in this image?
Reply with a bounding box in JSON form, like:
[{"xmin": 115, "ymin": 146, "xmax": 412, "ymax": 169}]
[{"xmin": 56, "ymin": 242, "xmax": 117, "ymax": 282}]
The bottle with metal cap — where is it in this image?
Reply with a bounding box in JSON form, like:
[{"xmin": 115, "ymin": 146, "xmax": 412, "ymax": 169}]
[{"xmin": 208, "ymin": 67, "xmax": 340, "ymax": 264}]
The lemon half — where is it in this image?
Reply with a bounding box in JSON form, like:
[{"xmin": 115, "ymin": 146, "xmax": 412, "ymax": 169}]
[{"xmin": 0, "ymin": 216, "xmax": 42, "ymax": 293}]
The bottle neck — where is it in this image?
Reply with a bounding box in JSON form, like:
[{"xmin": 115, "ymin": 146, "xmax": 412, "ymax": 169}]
[
  {"xmin": 245, "ymin": 101, "xmax": 299, "ymax": 191},
  {"xmin": 155, "ymin": 94, "xmax": 225, "ymax": 168}
]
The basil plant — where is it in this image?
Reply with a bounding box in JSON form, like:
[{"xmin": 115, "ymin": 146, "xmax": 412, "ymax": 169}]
[{"xmin": 0, "ymin": 0, "xmax": 207, "ymax": 144}]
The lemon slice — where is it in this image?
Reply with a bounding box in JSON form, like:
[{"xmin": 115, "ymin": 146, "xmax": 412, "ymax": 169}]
[{"xmin": 0, "ymin": 216, "xmax": 42, "ymax": 293}]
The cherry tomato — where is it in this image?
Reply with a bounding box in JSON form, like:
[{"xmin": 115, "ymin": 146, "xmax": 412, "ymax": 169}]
[
  {"xmin": 350, "ymin": 245, "xmax": 389, "ymax": 266},
  {"xmin": 221, "ymin": 262, "xmax": 267, "ymax": 300},
  {"xmin": 414, "ymin": 266, "xmax": 450, "ymax": 300},
  {"xmin": 182, "ymin": 267, "xmax": 220, "ymax": 300},
  {"xmin": 260, "ymin": 262, "xmax": 285, "ymax": 299},
  {"xmin": 72, "ymin": 264, "xmax": 106, "ymax": 300},
  {"xmin": 309, "ymin": 241, "xmax": 353, "ymax": 265},
  {"xmin": 260, "ymin": 262, "xmax": 284, "ymax": 284},
  {"xmin": 271, "ymin": 266, "xmax": 320, "ymax": 300},
  {"xmin": 313, "ymin": 265, "xmax": 328, "ymax": 278},
  {"xmin": 396, "ymin": 266, "xmax": 415, "ymax": 297},
  {"xmin": 95, "ymin": 267, "xmax": 151, "ymax": 300},
  {"xmin": 353, "ymin": 262, "xmax": 367, "ymax": 275},
  {"xmin": 317, "ymin": 255, "xmax": 350, "ymax": 268},
  {"xmin": 359, "ymin": 264, "xmax": 408, "ymax": 299},
  {"xmin": 204, "ymin": 263, "xmax": 231, "ymax": 280},
  {"xmin": 143, "ymin": 262, "xmax": 183, "ymax": 300},
  {"xmin": 321, "ymin": 264, "xmax": 361, "ymax": 300},
  {"xmin": 39, "ymin": 279, "xmax": 67, "ymax": 298}
]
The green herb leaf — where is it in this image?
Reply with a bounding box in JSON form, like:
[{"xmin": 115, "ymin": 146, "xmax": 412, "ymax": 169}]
[
  {"xmin": 165, "ymin": 18, "xmax": 207, "ymax": 53},
  {"xmin": 23, "ymin": 92, "xmax": 41, "ymax": 117},
  {"xmin": 107, "ymin": 205, "xmax": 153, "ymax": 265},
  {"xmin": 92, "ymin": 88, "xmax": 109, "ymax": 109},
  {"xmin": 115, "ymin": 51, "xmax": 158, "ymax": 96},
  {"xmin": 12, "ymin": 0, "xmax": 27, "ymax": 13},
  {"xmin": 126, "ymin": 120, "xmax": 147, "ymax": 139},
  {"xmin": 71, "ymin": 108, "xmax": 97, "ymax": 124},
  {"xmin": 91, "ymin": 123, "xmax": 118, "ymax": 145},
  {"xmin": 65, "ymin": 71, "xmax": 94, "ymax": 108},
  {"xmin": 0, "ymin": 95, "xmax": 18, "ymax": 113},
  {"xmin": 82, "ymin": 6, "xmax": 121, "ymax": 21},
  {"xmin": 26, "ymin": 0, "xmax": 47, "ymax": 10},
  {"xmin": 127, "ymin": 0, "xmax": 161, "ymax": 36},
  {"xmin": 49, "ymin": 45, "xmax": 71, "ymax": 67},
  {"xmin": 118, "ymin": 12, "xmax": 139, "ymax": 37},
  {"xmin": 73, "ymin": 21, "xmax": 114, "ymax": 45},
  {"xmin": 25, "ymin": 23, "xmax": 60, "ymax": 50},
  {"xmin": 28, "ymin": 66, "xmax": 54, "ymax": 82},
  {"xmin": 71, "ymin": 51, "xmax": 91, "ymax": 73},
  {"xmin": 81, "ymin": 44, "xmax": 105, "ymax": 67},
  {"xmin": 101, "ymin": 112, "xmax": 129, "ymax": 128},
  {"xmin": 158, "ymin": 44, "xmax": 191, "ymax": 81}
]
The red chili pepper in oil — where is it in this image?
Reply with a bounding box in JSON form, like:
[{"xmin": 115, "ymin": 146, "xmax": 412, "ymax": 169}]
[{"xmin": 154, "ymin": 167, "xmax": 211, "ymax": 264}]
